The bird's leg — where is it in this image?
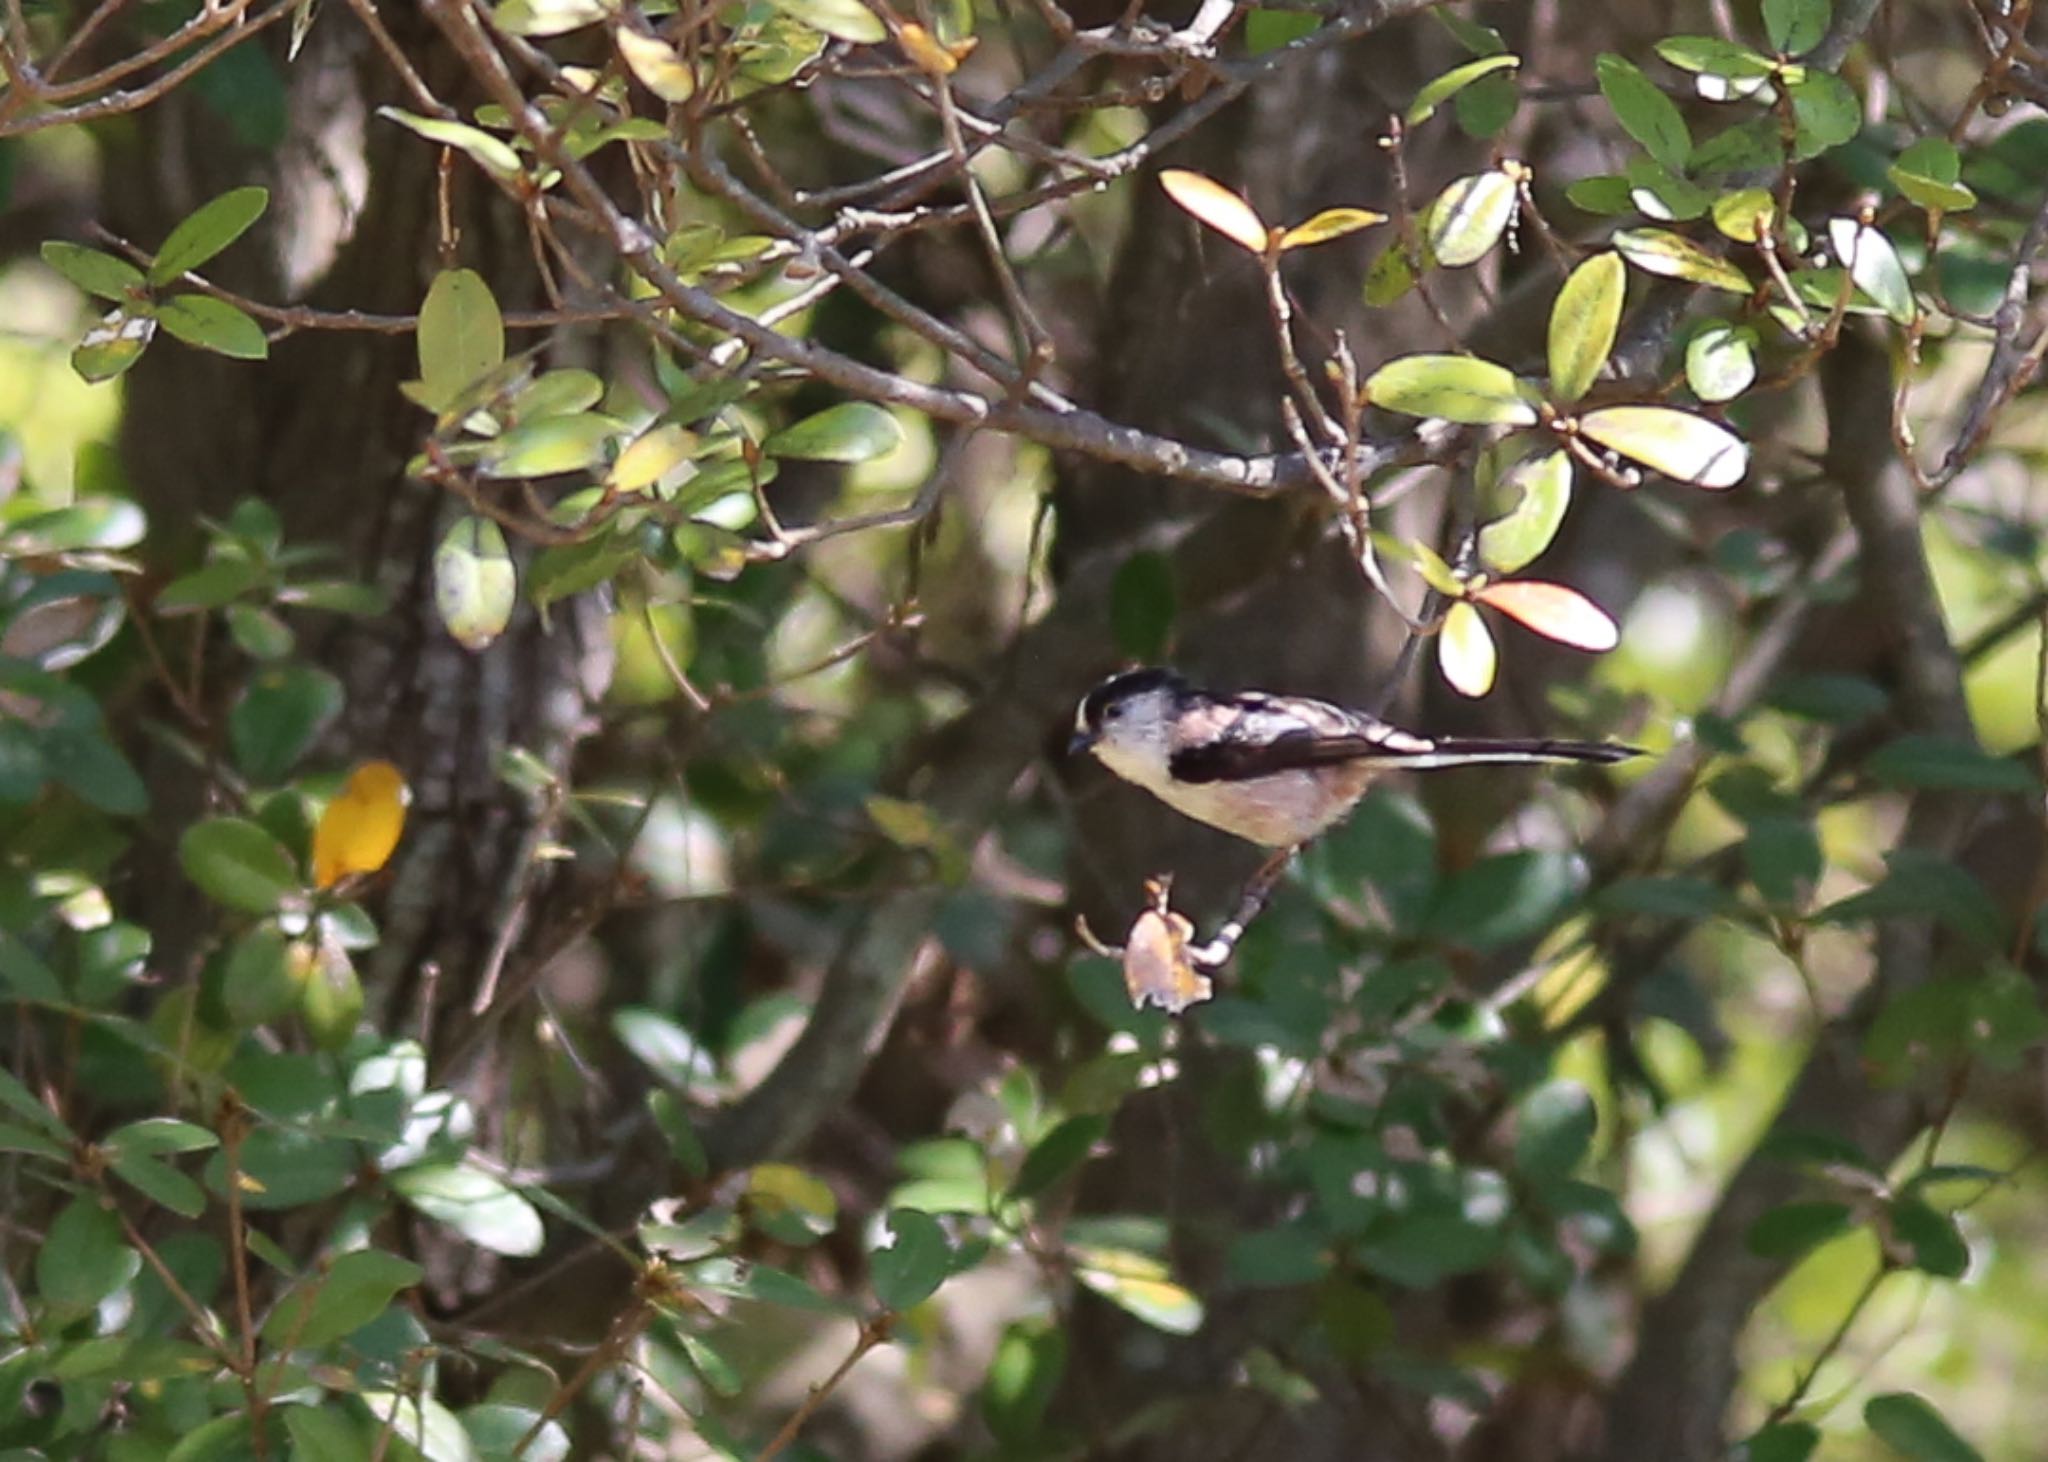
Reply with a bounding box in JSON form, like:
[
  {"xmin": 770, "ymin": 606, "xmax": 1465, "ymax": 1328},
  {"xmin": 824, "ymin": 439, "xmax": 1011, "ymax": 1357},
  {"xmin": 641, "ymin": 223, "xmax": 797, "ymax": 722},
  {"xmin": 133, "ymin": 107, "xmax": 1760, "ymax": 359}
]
[{"xmin": 1187, "ymin": 847, "xmax": 1294, "ymax": 969}]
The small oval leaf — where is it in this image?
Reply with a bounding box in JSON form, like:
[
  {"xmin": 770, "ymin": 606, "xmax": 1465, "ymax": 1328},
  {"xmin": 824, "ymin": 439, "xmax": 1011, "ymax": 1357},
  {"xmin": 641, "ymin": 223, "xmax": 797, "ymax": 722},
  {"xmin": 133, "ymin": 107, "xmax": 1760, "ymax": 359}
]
[
  {"xmin": 1829, "ymin": 217, "xmax": 1916, "ymax": 324},
  {"xmin": 1426, "ymin": 170, "xmax": 1517, "ymax": 268},
  {"xmin": 1577, "ymin": 404, "xmax": 1748, "ymax": 488},
  {"xmin": 1548, "ymin": 252, "xmax": 1624, "ymax": 404},
  {"xmin": 1439, "ymin": 600, "xmax": 1498, "ymax": 698},
  {"xmin": 1407, "ymin": 54, "xmax": 1521, "ymax": 125},
  {"xmin": 433, "ymin": 516, "xmax": 517, "ymax": 651},
  {"xmin": 762, "ymin": 401, "xmax": 904, "ymax": 462},
  {"xmin": 1613, "ymin": 228, "xmax": 1753, "ymax": 293},
  {"xmin": 179, "ymin": 818, "xmax": 301, "ymax": 914},
  {"xmin": 1478, "ymin": 450, "xmax": 1573, "ymax": 573},
  {"xmin": 148, "ymin": 186, "xmax": 270, "ymax": 286},
  {"xmin": 416, "ymin": 269, "xmax": 506, "ymax": 413},
  {"xmin": 1278, "ymin": 207, "xmax": 1386, "ymax": 251},
  {"xmin": 312, "ymin": 760, "xmax": 410, "ymax": 888},
  {"xmin": 1367, "ymin": 354, "xmax": 1537, "ymax": 425},
  {"xmin": 1475, "ymin": 579, "xmax": 1620, "ymax": 651},
  {"xmin": 1159, "ymin": 169, "xmax": 1269, "ymax": 254},
  {"xmin": 1685, "ymin": 320, "xmax": 1758, "ymax": 403}
]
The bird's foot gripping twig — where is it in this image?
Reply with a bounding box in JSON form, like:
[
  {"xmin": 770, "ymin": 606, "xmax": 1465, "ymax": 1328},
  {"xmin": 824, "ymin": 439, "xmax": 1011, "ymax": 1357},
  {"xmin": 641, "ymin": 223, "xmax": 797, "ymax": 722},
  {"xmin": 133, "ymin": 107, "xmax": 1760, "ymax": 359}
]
[{"xmin": 1073, "ymin": 850, "xmax": 1294, "ymax": 1014}]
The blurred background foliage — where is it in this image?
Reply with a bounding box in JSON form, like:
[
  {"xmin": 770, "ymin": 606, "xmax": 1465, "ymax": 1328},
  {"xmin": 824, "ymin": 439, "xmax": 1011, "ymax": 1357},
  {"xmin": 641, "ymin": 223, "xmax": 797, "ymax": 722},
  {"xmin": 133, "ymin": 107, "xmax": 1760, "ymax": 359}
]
[{"xmin": 3, "ymin": 0, "xmax": 2048, "ymax": 1459}]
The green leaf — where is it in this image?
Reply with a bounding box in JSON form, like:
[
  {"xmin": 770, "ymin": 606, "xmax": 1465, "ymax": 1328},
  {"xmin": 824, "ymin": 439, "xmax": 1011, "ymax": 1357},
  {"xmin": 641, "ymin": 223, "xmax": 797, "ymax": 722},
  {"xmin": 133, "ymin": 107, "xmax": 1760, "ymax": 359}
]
[
  {"xmin": 1744, "ymin": 814, "xmax": 1822, "ymax": 908},
  {"xmin": 1595, "ymin": 53, "xmax": 1691, "ymax": 172},
  {"xmin": 1626, "ymin": 157, "xmax": 1711, "ymax": 222},
  {"xmin": 746, "ymin": 1162, "xmax": 838, "ymax": 1245},
  {"xmin": 1890, "ymin": 137, "xmax": 1976, "ymax": 213},
  {"xmin": 1407, "ymin": 54, "xmax": 1520, "ymax": 125},
  {"xmin": 392, "ymin": 1164, "xmax": 545, "ymax": 1257},
  {"xmin": 1692, "ymin": 117, "xmax": 1787, "ymax": 174},
  {"xmin": 231, "ymin": 666, "xmax": 343, "ymax": 783},
  {"xmin": 1515, "ymin": 1080, "xmax": 1595, "ymax": 1177},
  {"xmin": 763, "ymin": 402, "xmax": 904, "ymax": 462},
  {"xmin": 104, "ymin": 1117, "xmax": 217, "ymax": 1158},
  {"xmin": 1763, "ymin": 0, "xmax": 1829, "ymax": 56},
  {"xmin": 983, "ymin": 1320, "xmax": 1067, "ymax": 1447},
  {"xmin": 617, "ymin": 26, "xmax": 696, "ymax": 103},
  {"xmin": 1365, "ymin": 354, "xmax": 1536, "ymax": 425},
  {"xmin": 415, "ymin": 268, "xmax": 507, "ymax": 413},
  {"xmin": 1864, "ymin": 1392, "xmax": 1984, "ymax": 1462},
  {"xmin": 379, "ymin": 106, "xmax": 522, "ymax": 178},
  {"xmin": 40, "ymin": 242, "xmax": 145, "ymax": 301},
  {"xmin": 1712, "ymin": 187, "xmax": 1777, "ymax": 242},
  {"xmin": 1438, "ymin": 599, "xmax": 1497, "ymax": 698},
  {"xmin": 1072, "ymin": 1247, "xmax": 1203, "ymax": 1334},
  {"xmin": 156, "ymin": 294, "xmax": 269, "ymax": 359},
  {"xmin": 363, "ymin": 1391, "xmax": 481, "ymax": 1462},
  {"xmin": 1863, "ymin": 978, "xmax": 1973, "ymax": 1084},
  {"xmin": 1421, "ymin": 849, "xmax": 1581, "ymax": 948},
  {"xmin": 1228, "ymin": 1224, "xmax": 1329, "ymax": 1287},
  {"xmin": 4, "ymin": 498, "xmax": 145, "ymax": 553},
  {"xmin": 1110, "ymin": 550, "xmax": 1176, "ymax": 662},
  {"xmin": 0, "ymin": 932, "xmax": 64, "ymax": 1003},
  {"xmin": 1686, "ymin": 320, "xmax": 1759, "ymax": 402},
  {"xmin": 108, "ymin": 1152, "xmax": 206, "ymax": 1217},
  {"xmin": 492, "ymin": 0, "xmax": 612, "ymax": 35},
  {"xmin": 765, "ymin": 0, "xmax": 887, "ymax": 41},
  {"xmin": 609, "ymin": 422, "xmax": 697, "ymax": 492},
  {"xmin": 37, "ymin": 1196, "xmax": 140, "ymax": 1310},
  {"xmin": 158, "ymin": 556, "xmax": 263, "ymax": 611},
  {"xmin": 872, "ymin": 1208, "xmax": 952, "ymax": 1311},
  {"xmin": 1736, "ymin": 1423, "xmax": 1820, "ymax": 1462},
  {"xmin": 612, "ymin": 1006, "xmax": 715, "ymax": 1088},
  {"xmin": 1829, "ymin": 218, "xmax": 1916, "ymax": 324},
  {"xmin": 1565, "ymin": 175, "xmax": 1634, "ymax": 215},
  {"xmin": 1478, "ymin": 450, "xmax": 1572, "ymax": 573},
  {"xmin": 461, "ymin": 1405, "xmax": 570, "ymax": 1462},
  {"xmin": 147, "ymin": 186, "xmax": 269, "ymax": 285},
  {"xmin": 226, "ymin": 602, "xmax": 295, "ymax": 660},
  {"xmin": 1548, "ymin": 252, "xmax": 1624, "ymax": 404},
  {"xmin": 285, "ymin": 1403, "xmax": 371, "ymax": 1461},
  {"xmin": 1888, "ymin": 1197, "xmax": 1968, "ymax": 1278},
  {"xmin": 433, "ymin": 516, "xmax": 516, "ymax": 652},
  {"xmin": 1788, "ymin": 71, "xmax": 1860, "ymax": 159},
  {"xmin": 71, "ymin": 308, "xmax": 157, "ymax": 383},
  {"xmin": 1612, "ymin": 228, "xmax": 1752, "ymax": 292},
  {"xmin": 223, "ymin": 924, "xmax": 301, "ymax": 1028},
  {"xmin": 482, "ymin": 412, "xmax": 622, "ymax": 478},
  {"xmin": 1425, "ymin": 170, "xmax": 1517, "ymax": 268},
  {"xmin": 1453, "ymin": 71, "xmax": 1520, "ymax": 139},
  {"xmin": 1967, "ymin": 963, "xmax": 2046, "ymax": 1072},
  {"xmin": 179, "ymin": 817, "xmax": 300, "ymax": 913},
  {"xmin": 265, "ymin": 1247, "xmax": 424, "ymax": 1348},
  {"xmin": 1576, "ymin": 404, "xmax": 1749, "ymax": 488},
  {"xmin": 41, "ymin": 724, "xmax": 148, "ymax": 814},
  {"xmin": 1655, "ymin": 36, "xmax": 1778, "ymax": 98},
  {"xmin": 528, "ymin": 533, "xmax": 634, "ymax": 609},
  {"xmin": 1868, "ymin": 735, "xmax": 2035, "ymax": 792},
  {"xmin": 1745, "ymin": 1200, "xmax": 1852, "ymax": 1260},
  {"xmin": 1244, "ymin": 9, "xmax": 1319, "ymax": 52},
  {"xmin": 1009, "ymin": 1115, "xmax": 1107, "ymax": 1201},
  {"xmin": 1596, "ymin": 875, "xmax": 1736, "ymax": 918}
]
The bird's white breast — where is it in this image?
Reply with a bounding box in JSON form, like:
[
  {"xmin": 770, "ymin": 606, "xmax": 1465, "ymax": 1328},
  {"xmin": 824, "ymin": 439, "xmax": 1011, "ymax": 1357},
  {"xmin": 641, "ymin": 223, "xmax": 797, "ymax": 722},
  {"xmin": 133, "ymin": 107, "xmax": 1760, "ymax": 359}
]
[{"xmin": 1095, "ymin": 735, "xmax": 1374, "ymax": 847}]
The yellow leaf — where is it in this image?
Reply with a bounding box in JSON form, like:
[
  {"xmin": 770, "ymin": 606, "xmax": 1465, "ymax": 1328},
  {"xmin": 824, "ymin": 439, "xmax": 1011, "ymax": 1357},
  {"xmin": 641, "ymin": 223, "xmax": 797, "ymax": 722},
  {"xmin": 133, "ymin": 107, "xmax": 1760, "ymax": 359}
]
[
  {"xmin": 1278, "ymin": 207, "xmax": 1387, "ymax": 251},
  {"xmin": 1159, "ymin": 169, "xmax": 1270, "ymax": 254},
  {"xmin": 898, "ymin": 22, "xmax": 957, "ymax": 74},
  {"xmin": 1438, "ymin": 600, "xmax": 1497, "ymax": 698},
  {"xmin": 313, "ymin": 760, "xmax": 411, "ymax": 888}
]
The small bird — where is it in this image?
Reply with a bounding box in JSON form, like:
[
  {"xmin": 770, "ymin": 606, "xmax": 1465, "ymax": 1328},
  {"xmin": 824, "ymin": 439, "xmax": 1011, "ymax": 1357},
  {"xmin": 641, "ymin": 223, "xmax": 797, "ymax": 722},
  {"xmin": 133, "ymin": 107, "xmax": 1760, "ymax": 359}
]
[{"xmin": 1069, "ymin": 667, "xmax": 1642, "ymax": 850}]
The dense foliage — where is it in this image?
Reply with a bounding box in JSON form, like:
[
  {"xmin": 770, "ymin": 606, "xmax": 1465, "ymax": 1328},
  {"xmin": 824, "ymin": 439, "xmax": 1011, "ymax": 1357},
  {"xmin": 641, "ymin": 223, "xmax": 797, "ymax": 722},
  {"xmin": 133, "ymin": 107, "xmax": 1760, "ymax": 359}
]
[{"xmin": 5, "ymin": 0, "xmax": 2048, "ymax": 1457}]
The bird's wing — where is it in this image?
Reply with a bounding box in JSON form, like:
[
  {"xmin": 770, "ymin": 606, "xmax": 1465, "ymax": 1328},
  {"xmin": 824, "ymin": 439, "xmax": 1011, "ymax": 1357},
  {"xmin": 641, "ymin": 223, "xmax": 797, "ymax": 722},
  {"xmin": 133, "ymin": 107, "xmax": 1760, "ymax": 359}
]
[{"xmin": 1166, "ymin": 693, "xmax": 1434, "ymax": 784}]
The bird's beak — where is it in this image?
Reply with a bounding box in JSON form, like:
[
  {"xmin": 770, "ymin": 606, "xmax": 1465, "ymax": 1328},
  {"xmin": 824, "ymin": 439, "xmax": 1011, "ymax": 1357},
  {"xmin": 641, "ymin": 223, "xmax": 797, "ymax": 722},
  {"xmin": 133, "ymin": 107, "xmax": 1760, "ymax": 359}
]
[{"xmin": 1067, "ymin": 728, "xmax": 1096, "ymax": 758}]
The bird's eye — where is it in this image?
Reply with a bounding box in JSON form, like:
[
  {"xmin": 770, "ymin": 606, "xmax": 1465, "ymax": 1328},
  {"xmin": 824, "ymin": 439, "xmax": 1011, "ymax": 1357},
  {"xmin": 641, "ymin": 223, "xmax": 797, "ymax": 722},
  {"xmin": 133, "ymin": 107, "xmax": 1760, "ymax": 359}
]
[{"xmin": 1103, "ymin": 703, "xmax": 1122, "ymax": 721}]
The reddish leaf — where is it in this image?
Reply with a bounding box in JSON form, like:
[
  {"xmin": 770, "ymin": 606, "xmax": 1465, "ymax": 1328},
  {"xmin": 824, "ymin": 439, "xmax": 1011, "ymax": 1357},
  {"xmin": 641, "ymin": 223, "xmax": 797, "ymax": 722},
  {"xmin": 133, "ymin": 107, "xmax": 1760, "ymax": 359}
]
[{"xmin": 1475, "ymin": 580, "xmax": 1620, "ymax": 651}]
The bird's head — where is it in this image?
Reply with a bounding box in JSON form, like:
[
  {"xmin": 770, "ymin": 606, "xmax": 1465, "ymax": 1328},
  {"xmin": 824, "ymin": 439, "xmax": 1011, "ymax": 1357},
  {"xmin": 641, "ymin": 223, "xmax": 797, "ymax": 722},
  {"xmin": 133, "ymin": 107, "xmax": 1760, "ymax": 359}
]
[{"xmin": 1069, "ymin": 667, "xmax": 1189, "ymax": 779}]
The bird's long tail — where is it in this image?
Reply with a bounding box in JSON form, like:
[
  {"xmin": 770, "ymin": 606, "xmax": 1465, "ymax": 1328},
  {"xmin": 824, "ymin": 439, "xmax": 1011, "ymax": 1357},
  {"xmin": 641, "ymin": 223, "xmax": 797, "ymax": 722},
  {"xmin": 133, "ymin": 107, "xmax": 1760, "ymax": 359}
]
[{"xmin": 1389, "ymin": 736, "xmax": 1643, "ymax": 770}]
